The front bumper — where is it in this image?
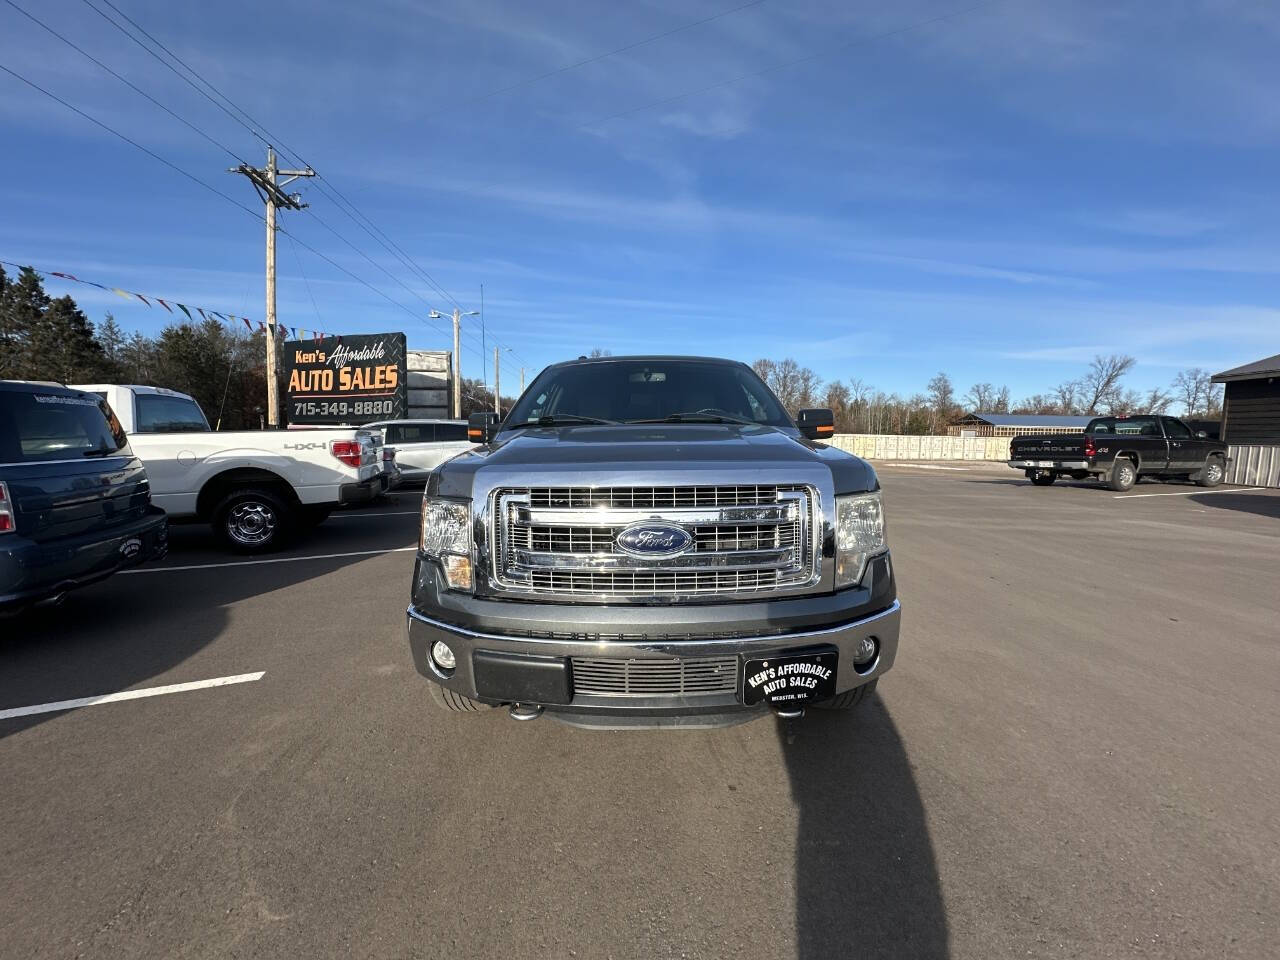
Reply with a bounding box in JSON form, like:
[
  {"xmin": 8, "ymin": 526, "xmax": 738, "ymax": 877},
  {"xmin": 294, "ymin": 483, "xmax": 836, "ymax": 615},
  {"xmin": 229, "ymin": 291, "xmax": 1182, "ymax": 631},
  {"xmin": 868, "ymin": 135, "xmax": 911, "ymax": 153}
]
[
  {"xmin": 0, "ymin": 507, "xmax": 168, "ymax": 611},
  {"xmin": 406, "ymin": 553, "xmax": 900, "ymax": 726}
]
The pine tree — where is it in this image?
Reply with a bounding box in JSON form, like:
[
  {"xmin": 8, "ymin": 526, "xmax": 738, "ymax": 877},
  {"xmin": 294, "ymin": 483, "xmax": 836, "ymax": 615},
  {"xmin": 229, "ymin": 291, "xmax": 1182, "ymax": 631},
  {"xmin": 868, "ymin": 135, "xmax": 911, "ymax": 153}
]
[
  {"xmin": 97, "ymin": 313, "xmax": 126, "ymax": 379},
  {"xmin": 28, "ymin": 295, "xmax": 107, "ymax": 384},
  {"xmin": 0, "ymin": 266, "xmax": 49, "ymax": 378}
]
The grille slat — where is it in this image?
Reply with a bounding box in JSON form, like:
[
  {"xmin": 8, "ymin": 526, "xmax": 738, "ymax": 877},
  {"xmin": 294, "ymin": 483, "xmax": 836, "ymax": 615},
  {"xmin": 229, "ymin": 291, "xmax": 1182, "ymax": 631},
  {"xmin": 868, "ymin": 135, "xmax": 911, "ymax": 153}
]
[
  {"xmin": 571, "ymin": 656, "xmax": 738, "ymax": 696},
  {"xmin": 494, "ymin": 484, "xmax": 817, "ymax": 600}
]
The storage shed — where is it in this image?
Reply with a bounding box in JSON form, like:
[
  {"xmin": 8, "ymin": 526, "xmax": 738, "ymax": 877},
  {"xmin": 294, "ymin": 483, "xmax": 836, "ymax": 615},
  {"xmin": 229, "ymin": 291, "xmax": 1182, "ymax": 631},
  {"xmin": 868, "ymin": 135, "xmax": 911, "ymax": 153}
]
[
  {"xmin": 1212, "ymin": 353, "xmax": 1280, "ymax": 488},
  {"xmin": 1213, "ymin": 353, "xmax": 1280, "ymax": 444},
  {"xmin": 947, "ymin": 412, "xmax": 1094, "ymax": 438}
]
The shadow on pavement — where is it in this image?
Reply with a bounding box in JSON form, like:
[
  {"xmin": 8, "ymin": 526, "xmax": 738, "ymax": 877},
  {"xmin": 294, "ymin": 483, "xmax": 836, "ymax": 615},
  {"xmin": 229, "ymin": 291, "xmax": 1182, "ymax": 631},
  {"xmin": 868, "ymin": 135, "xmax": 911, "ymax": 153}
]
[
  {"xmin": 1189, "ymin": 489, "xmax": 1280, "ymax": 520},
  {"xmin": 0, "ymin": 543, "xmax": 384, "ymax": 740},
  {"xmin": 780, "ymin": 695, "xmax": 948, "ymax": 959}
]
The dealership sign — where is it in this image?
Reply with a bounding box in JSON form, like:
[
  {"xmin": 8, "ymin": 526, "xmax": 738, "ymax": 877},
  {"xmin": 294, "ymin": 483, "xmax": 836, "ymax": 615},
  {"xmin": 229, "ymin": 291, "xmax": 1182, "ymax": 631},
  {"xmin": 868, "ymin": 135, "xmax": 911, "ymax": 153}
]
[{"xmin": 284, "ymin": 332, "xmax": 407, "ymax": 424}]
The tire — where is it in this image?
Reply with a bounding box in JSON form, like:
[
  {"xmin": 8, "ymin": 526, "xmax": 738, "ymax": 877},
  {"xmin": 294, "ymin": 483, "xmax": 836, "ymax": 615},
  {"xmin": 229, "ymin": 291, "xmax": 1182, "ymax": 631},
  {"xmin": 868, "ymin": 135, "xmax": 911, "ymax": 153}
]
[
  {"xmin": 1030, "ymin": 470, "xmax": 1057, "ymax": 486},
  {"xmin": 212, "ymin": 487, "xmax": 293, "ymax": 553},
  {"xmin": 1109, "ymin": 459, "xmax": 1137, "ymax": 492},
  {"xmin": 429, "ymin": 683, "xmax": 498, "ymax": 713},
  {"xmin": 813, "ymin": 678, "xmax": 877, "ymax": 711},
  {"xmin": 1196, "ymin": 456, "xmax": 1225, "ymax": 488}
]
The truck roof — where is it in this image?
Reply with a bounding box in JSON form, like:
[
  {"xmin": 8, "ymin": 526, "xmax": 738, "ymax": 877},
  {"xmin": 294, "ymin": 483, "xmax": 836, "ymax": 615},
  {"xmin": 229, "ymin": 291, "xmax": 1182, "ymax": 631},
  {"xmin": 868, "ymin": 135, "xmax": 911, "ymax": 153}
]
[
  {"xmin": 549, "ymin": 355, "xmax": 749, "ymax": 368},
  {"xmin": 70, "ymin": 383, "xmax": 196, "ymax": 399}
]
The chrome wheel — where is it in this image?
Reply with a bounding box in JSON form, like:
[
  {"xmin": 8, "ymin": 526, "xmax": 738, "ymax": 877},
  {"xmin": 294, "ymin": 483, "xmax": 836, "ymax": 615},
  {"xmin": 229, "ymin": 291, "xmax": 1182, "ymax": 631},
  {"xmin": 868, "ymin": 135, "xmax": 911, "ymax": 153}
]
[
  {"xmin": 1205, "ymin": 463, "xmax": 1222, "ymax": 484},
  {"xmin": 226, "ymin": 501, "xmax": 277, "ymax": 546}
]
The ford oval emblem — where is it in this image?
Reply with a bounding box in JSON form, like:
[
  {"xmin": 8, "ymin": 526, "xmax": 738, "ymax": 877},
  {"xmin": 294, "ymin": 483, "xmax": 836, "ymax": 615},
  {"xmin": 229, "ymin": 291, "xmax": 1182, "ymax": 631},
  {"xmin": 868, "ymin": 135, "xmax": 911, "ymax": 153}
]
[{"xmin": 616, "ymin": 521, "xmax": 693, "ymax": 558}]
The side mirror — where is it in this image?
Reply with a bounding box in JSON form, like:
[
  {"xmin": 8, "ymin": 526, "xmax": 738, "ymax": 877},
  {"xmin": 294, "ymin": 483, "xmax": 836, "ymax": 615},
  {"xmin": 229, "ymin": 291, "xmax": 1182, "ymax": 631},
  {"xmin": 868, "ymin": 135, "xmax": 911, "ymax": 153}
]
[
  {"xmin": 1195, "ymin": 430, "xmax": 1208, "ymax": 439},
  {"xmin": 797, "ymin": 408, "xmax": 836, "ymax": 441},
  {"xmin": 468, "ymin": 411, "xmax": 500, "ymax": 443}
]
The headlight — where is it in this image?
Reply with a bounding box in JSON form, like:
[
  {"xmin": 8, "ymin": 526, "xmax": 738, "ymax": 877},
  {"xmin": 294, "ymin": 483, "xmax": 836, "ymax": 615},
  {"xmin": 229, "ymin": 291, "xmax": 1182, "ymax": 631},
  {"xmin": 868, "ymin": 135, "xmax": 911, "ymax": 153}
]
[
  {"xmin": 834, "ymin": 491, "xmax": 887, "ymax": 588},
  {"xmin": 420, "ymin": 497, "xmax": 473, "ymax": 591}
]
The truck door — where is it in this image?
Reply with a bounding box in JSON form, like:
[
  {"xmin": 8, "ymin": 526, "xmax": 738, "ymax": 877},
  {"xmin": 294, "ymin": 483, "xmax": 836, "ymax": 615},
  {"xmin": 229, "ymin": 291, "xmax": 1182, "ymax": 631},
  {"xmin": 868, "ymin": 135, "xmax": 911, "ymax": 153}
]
[{"xmin": 1160, "ymin": 417, "xmax": 1195, "ymax": 471}]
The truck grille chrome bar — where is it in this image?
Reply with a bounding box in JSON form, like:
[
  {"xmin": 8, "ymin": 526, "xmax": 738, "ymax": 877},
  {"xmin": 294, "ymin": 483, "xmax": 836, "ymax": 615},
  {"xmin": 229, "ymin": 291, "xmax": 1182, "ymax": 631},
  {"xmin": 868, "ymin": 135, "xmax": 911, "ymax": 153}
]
[
  {"xmin": 571, "ymin": 656, "xmax": 739, "ymax": 695},
  {"xmin": 490, "ymin": 484, "xmax": 820, "ymax": 601}
]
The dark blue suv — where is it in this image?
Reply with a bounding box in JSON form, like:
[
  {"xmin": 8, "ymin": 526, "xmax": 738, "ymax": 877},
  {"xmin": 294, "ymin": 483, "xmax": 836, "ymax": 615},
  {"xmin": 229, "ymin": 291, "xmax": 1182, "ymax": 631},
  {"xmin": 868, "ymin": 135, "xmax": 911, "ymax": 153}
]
[{"xmin": 1, "ymin": 381, "xmax": 168, "ymax": 614}]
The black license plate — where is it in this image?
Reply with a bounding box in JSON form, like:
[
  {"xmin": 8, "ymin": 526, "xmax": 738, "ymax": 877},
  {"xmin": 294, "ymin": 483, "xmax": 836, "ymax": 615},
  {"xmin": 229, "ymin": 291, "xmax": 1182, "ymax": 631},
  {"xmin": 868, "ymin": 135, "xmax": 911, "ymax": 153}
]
[{"xmin": 742, "ymin": 649, "xmax": 838, "ymax": 706}]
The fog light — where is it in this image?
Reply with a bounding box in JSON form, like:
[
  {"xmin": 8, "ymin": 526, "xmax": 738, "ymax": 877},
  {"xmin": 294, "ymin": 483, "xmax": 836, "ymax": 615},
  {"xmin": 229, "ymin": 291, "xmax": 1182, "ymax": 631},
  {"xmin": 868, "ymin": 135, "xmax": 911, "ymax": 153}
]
[
  {"xmin": 431, "ymin": 641, "xmax": 456, "ymax": 671},
  {"xmin": 853, "ymin": 635, "xmax": 878, "ymax": 666}
]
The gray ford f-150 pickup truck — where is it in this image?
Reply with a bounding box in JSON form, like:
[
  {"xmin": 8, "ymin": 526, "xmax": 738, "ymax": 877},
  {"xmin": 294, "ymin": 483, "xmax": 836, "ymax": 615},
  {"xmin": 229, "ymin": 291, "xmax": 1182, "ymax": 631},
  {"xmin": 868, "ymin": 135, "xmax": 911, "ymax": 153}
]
[{"xmin": 406, "ymin": 355, "xmax": 900, "ymax": 728}]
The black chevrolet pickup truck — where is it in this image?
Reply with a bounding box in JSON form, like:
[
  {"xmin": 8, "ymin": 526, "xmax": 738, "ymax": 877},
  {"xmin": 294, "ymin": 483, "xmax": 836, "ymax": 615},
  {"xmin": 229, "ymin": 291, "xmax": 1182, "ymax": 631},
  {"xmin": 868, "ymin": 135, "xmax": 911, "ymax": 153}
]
[
  {"xmin": 406, "ymin": 355, "xmax": 900, "ymax": 728},
  {"xmin": 1008, "ymin": 414, "xmax": 1229, "ymax": 492}
]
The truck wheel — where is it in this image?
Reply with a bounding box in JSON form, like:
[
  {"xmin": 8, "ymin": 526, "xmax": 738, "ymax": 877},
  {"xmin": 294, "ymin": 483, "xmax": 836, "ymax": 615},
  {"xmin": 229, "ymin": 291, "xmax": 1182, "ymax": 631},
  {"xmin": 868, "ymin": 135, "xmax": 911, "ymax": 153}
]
[
  {"xmin": 813, "ymin": 679, "xmax": 877, "ymax": 711},
  {"xmin": 429, "ymin": 683, "xmax": 498, "ymax": 713},
  {"xmin": 1109, "ymin": 459, "xmax": 1137, "ymax": 492},
  {"xmin": 1029, "ymin": 470, "xmax": 1057, "ymax": 486},
  {"xmin": 213, "ymin": 487, "xmax": 292, "ymax": 552},
  {"xmin": 1196, "ymin": 456, "xmax": 1225, "ymax": 488}
]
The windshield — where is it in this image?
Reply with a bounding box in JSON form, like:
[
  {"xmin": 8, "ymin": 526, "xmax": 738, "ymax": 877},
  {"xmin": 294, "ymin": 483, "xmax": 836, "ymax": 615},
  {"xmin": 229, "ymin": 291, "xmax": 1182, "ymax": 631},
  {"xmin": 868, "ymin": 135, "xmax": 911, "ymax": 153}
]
[
  {"xmin": 0, "ymin": 391, "xmax": 128, "ymax": 462},
  {"xmin": 502, "ymin": 359, "xmax": 792, "ymax": 429},
  {"xmin": 135, "ymin": 393, "xmax": 211, "ymax": 433},
  {"xmin": 1086, "ymin": 416, "xmax": 1162, "ymax": 436}
]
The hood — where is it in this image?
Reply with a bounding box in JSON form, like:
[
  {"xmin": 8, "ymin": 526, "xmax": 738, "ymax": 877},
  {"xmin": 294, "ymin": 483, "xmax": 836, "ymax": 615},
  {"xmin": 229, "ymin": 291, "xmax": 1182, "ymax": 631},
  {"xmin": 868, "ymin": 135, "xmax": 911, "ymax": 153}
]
[{"xmin": 429, "ymin": 424, "xmax": 877, "ymax": 497}]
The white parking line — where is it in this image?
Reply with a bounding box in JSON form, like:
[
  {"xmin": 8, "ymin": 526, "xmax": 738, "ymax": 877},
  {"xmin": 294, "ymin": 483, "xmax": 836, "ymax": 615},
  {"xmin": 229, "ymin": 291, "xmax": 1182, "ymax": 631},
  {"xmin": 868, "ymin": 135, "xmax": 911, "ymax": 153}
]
[
  {"xmin": 0, "ymin": 672, "xmax": 265, "ymax": 721},
  {"xmin": 1115, "ymin": 488, "xmax": 1272, "ymax": 499},
  {"xmin": 121, "ymin": 546, "xmax": 417, "ymax": 574}
]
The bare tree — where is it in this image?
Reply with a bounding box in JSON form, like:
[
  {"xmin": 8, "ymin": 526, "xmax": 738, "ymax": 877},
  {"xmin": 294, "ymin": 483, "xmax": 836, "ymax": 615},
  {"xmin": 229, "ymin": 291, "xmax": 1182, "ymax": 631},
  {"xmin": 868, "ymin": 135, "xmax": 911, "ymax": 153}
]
[
  {"xmin": 925, "ymin": 372, "xmax": 956, "ymax": 432},
  {"xmin": 963, "ymin": 382, "xmax": 996, "ymax": 412},
  {"xmin": 1053, "ymin": 380, "xmax": 1080, "ymax": 415},
  {"xmin": 588, "ymin": 347, "xmax": 612, "ymax": 358},
  {"xmin": 993, "ymin": 385, "xmax": 1010, "ymax": 413},
  {"xmin": 753, "ymin": 357, "xmax": 821, "ymax": 415},
  {"xmin": 1171, "ymin": 368, "xmax": 1212, "ymax": 416},
  {"xmin": 1079, "ymin": 354, "xmax": 1136, "ymax": 414},
  {"xmin": 1142, "ymin": 386, "xmax": 1173, "ymax": 414}
]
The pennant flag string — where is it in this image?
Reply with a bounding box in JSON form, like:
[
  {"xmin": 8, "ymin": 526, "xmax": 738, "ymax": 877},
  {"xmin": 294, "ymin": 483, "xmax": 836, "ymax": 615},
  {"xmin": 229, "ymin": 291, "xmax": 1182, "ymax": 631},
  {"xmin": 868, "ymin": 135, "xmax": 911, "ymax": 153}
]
[{"xmin": 0, "ymin": 258, "xmax": 334, "ymax": 342}]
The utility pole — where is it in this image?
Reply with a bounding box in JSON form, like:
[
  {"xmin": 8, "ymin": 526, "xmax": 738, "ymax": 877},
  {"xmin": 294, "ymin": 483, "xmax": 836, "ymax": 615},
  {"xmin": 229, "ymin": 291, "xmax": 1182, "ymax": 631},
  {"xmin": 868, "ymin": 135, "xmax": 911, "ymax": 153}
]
[
  {"xmin": 480, "ymin": 284, "xmax": 486, "ymax": 392},
  {"xmin": 519, "ymin": 367, "xmax": 525, "ymax": 395},
  {"xmin": 452, "ymin": 308, "xmax": 461, "ymax": 419},
  {"xmin": 494, "ymin": 347, "xmax": 501, "ymax": 415},
  {"xmin": 230, "ymin": 147, "xmax": 313, "ymax": 426}
]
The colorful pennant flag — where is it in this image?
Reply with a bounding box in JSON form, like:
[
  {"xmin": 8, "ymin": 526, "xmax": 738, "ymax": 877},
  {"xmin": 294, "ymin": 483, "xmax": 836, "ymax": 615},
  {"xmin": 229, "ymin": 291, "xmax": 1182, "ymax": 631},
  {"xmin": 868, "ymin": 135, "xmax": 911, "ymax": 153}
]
[
  {"xmin": 177, "ymin": 303, "xmax": 193, "ymax": 320},
  {"xmin": 242, "ymin": 317, "xmax": 253, "ymax": 331},
  {"xmin": 155, "ymin": 298, "xmax": 173, "ymax": 313},
  {"xmin": 133, "ymin": 293, "xmax": 152, "ymax": 307},
  {"xmin": 110, "ymin": 288, "xmax": 132, "ymax": 301}
]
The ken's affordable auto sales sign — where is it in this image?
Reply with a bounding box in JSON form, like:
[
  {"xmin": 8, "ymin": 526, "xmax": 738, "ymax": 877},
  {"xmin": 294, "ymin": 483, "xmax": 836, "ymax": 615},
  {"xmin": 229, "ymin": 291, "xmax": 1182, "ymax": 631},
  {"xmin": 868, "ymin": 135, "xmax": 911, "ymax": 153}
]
[{"xmin": 284, "ymin": 332, "xmax": 407, "ymax": 424}]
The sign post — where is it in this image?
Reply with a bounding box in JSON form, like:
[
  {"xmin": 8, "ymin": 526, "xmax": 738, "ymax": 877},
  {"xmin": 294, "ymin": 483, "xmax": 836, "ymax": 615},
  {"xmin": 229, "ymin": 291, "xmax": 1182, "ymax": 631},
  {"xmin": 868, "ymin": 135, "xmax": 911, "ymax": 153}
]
[{"xmin": 284, "ymin": 332, "xmax": 408, "ymax": 425}]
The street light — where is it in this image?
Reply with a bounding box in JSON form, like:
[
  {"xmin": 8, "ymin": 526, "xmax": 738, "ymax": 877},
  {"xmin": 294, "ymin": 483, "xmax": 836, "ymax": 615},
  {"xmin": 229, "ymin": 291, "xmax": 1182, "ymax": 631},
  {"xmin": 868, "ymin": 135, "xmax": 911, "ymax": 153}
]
[{"xmin": 429, "ymin": 308, "xmax": 478, "ymax": 418}]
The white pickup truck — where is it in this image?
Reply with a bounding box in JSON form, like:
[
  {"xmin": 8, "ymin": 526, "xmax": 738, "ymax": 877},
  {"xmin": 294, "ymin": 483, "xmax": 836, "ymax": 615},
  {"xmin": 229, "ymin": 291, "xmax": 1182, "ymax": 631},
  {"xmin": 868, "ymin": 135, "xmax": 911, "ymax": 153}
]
[{"xmin": 72, "ymin": 384, "xmax": 387, "ymax": 552}]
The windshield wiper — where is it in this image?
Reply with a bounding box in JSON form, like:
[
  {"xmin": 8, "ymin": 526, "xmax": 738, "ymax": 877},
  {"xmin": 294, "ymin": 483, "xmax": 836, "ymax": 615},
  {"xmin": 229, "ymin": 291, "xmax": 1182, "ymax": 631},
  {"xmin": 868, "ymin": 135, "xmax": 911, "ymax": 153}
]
[
  {"xmin": 518, "ymin": 414, "xmax": 618, "ymax": 427},
  {"xmin": 627, "ymin": 411, "xmax": 754, "ymax": 425}
]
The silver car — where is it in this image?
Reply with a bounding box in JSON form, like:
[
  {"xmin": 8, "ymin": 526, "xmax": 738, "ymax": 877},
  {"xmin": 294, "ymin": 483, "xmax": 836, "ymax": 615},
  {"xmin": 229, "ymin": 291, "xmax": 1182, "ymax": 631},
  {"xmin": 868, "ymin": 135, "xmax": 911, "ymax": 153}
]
[{"xmin": 364, "ymin": 419, "xmax": 474, "ymax": 484}]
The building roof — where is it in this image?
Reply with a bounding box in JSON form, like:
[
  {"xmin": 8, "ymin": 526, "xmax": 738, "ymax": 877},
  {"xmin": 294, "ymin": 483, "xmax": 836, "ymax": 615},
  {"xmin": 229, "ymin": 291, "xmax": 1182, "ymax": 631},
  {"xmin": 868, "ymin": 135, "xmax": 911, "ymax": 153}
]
[
  {"xmin": 1212, "ymin": 353, "xmax": 1280, "ymax": 383},
  {"xmin": 956, "ymin": 412, "xmax": 1095, "ymax": 428}
]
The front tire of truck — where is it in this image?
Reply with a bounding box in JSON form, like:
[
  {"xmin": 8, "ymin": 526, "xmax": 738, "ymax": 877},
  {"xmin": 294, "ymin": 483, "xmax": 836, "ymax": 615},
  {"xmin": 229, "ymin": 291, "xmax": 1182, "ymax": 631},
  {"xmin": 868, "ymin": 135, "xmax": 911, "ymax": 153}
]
[
  {"xmin": 429, "ymin": 683, "xmax": 499, "ymax": 713},
  {"xmin": 213, "ymin": 487, "xmax": 293, "ymax": 553},
  {"xmin": 813, "ymin": 679, "xmax": 878, "ymax": 711},
  {"xmin": 1196, "ymin": 456, "xmax": 1225, "ymax": 488},
  {"xmin": 1109, "ymin": 458, "xmax": 1137, "ymax": 492},
  {"xmin": 1029, "ymin": 470, "xmax": 1057, "ymax": 486}
]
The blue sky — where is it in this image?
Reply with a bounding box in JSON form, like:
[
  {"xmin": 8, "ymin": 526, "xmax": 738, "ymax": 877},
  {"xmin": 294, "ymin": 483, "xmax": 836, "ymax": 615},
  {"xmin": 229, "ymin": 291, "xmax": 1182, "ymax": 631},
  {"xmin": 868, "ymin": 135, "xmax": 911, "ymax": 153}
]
[{"xmin": 2, "ymin": 0, "xmax": 1278, "ymax": 402}]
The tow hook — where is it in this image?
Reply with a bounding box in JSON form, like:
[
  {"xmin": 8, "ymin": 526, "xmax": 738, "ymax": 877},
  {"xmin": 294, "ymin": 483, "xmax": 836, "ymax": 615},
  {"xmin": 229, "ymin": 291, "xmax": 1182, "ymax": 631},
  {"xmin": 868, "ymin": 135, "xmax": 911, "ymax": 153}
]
[
  {"xmin": 509, "ymin": 703, "xmax": 544, "ymax": 721},
  {"xmin": 773, "ymin": 706, "xmax": 805, "ymax": 720}
]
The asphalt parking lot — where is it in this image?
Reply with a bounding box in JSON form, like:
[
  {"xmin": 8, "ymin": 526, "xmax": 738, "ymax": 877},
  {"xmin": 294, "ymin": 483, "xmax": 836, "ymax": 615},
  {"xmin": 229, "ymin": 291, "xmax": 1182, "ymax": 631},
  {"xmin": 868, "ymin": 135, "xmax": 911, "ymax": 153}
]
[{"xmin": 2, "ymin": 466, "xmax": 1278, "ymax": 959}]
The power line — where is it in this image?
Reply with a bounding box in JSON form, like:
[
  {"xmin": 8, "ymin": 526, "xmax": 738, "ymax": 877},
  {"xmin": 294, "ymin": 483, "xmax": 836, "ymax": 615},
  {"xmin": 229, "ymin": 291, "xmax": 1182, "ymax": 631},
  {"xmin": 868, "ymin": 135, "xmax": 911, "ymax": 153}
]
[
  {"xmin": 0, "ymin": 60, "xmax": 261, "ymax": 221},
  {"xmin": 2, "ymin": 0, "xmax": 247, "ymax": 164},
  {"xmin": 82, "ymin": 0, "xmax": 472, "ymax": 318},
  {"xmin": 417, "ymin": 0, "xmax": 773, "ymax": 122}
]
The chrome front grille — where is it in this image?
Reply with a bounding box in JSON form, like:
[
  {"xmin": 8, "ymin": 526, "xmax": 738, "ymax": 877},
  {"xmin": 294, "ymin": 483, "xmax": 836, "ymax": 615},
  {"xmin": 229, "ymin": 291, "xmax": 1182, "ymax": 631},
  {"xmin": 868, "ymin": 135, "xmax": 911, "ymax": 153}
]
[
  {"xmin": 490, "ymin": 484, "xmax": 819, "ymax": 601},
  {"xmin": 571, "ymin": 656, "xmax": 738, "ymax": 696}
]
